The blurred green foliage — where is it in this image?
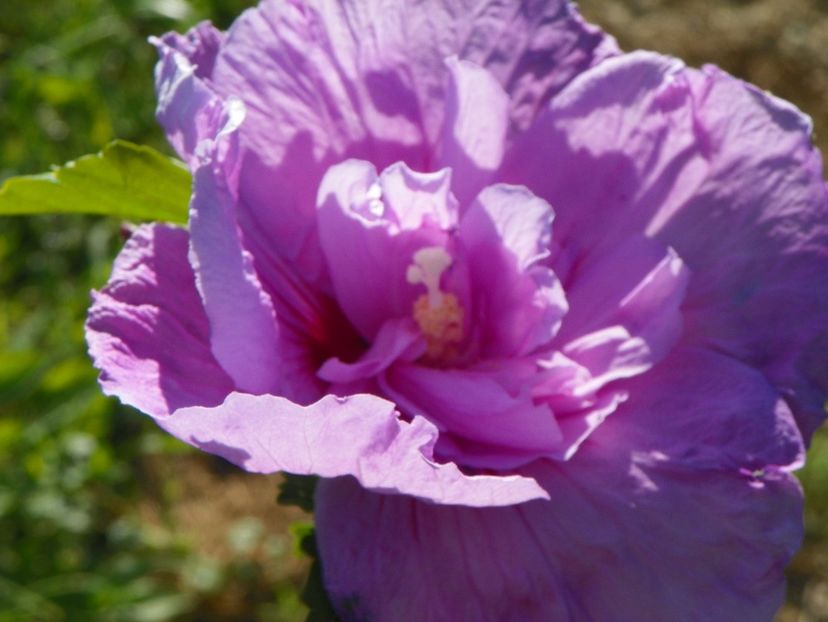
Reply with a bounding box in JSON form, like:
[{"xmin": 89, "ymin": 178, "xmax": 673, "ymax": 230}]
[{"xmin": 0, "ymin": 1, "xmax": 309, "ymax": 620}]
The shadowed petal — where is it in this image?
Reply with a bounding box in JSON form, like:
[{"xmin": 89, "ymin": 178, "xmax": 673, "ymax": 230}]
[
  {"xmin": 459, "ymin": 184, "xmax": 567, "ymax": 357},
  {"xmin": 86, "ymin": 224, "xmax": 234, "ymax": 417},
  {"xmin": 318, "ymin": 318, "xmax": 424, "ymax": 385},
  {"xmin": 156, "ymin": 21, "xmax": 225, "ymax": 82},
  {"xmin": 383, "ymin": 362, "xmax": 562, "ymax": 468},
  {"xmin": 198, "ymin": 0, "xmax": 616, "ymax": 282},
  {"xmin": 152, "ymin": 36, "xmax": 285, "ymax": 396},
  {"xmin": 658, "ymin": 68, "xmax": 828, "ymax": 440},
  {"xmin": 316, "ymin": 463, "xmax": 800, "ymax": 622},
  {"xmin": 152, "ymin": 33, "xmax": 228, "ymax": 169},
  {"xmin": 210, "ymin": 0, "xmax": 618, "ymax": 169},
  {"xmin": 501, "ymin": 52, "xmax": 690, "ymax": 268},
  {"xmin": 315, "ymin": 348, "xmax": 804, "ymax": 622},
  {"xmin": 441, "ymin": 57, "xmax": 509, "ymax": 206},
  {"xmin": 553, "ymin": 235, "xmax": 690, "ymax": 399},
  {"xmin": 188, "ymin": 104, "xmax": 283, "ymax": 395},
  {"xmin": 502, "ymin": 51, "xmax": 828, "ymax": 440}
]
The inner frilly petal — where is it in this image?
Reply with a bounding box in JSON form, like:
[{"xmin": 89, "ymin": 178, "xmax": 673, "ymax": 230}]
[
  {"xmin": 381, "ymin": 362, "xmax": 563, "ymax": 469},
  {"xmin": 379, "ymin": 162, "xmax": 457, "ymax": 230},
  {"xmin": 318, "ymin": 317, "xmax": 425, "ymax": 385},
  {"xmin": 313, "ymin": 167, "xmax": 689, "ymax": 469},
  {"xmin": 316, "ymin": 159, "xmax": 459, "ymax": 340},
  {"xmin": 458, "ymin": 184, "xmax": 568, "ymax": 358},
  {"xmin": 555, "ymin": 234, "xmax": 690, "ymax": 365}
]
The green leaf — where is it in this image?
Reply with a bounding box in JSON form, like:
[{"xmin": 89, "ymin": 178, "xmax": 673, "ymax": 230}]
[
  {"xmin": 294, "ymin": 527, "xmax": 341, "ymax": 622},
  {"xmin": 278, "ymin": 474, "xmax": 318, "ymax": 513},
  {"xmin": 0, "ymin": 140, "xmax": 191, "ymax": 223}
]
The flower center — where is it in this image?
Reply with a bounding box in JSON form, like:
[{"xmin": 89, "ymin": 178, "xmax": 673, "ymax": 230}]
[{"xmin": 406, "ymin": 247, "xmax": 464, "ymax": 361}]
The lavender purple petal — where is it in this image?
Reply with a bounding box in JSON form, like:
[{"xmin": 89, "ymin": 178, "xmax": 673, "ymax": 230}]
[{"xmin": 87, "ymin": 1, "xmax": 828, "ymax": 619}]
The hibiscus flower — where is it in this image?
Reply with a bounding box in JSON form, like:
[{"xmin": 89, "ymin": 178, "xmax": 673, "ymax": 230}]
[{"xmin": 86, "ymin": 1, "xmax": 828, "ymax": 619}]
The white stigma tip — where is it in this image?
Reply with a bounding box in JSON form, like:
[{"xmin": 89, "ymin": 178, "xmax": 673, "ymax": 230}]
[
  {"xmin": 406, "ymin": 246, "xmax": 452, "ymax": 307},
  {"xmin": 366, "ymin": 182, "xmax": 382, "ymax": 201},
  {"xmin": 366, "ymin": 182, "xmax": 384, "ymax": 216}
]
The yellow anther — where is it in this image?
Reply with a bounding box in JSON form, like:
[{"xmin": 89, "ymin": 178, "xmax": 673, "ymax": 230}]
[
  {"xmin": 412, "ymin": 292, "xmax": 464, "ymax": 360},
  {"xmin": 406, "ymin": 246, "xmax": 464, "ymax": 361}
]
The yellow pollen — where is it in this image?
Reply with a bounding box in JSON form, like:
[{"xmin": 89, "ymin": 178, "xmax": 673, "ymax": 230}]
[
  {"xmin": 406, "ymin": 246, "xmax": 464, "ymax": 360},
  {"xmin": 412, "ymin": 292, "xmax": 464, "ymax": 360}
]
